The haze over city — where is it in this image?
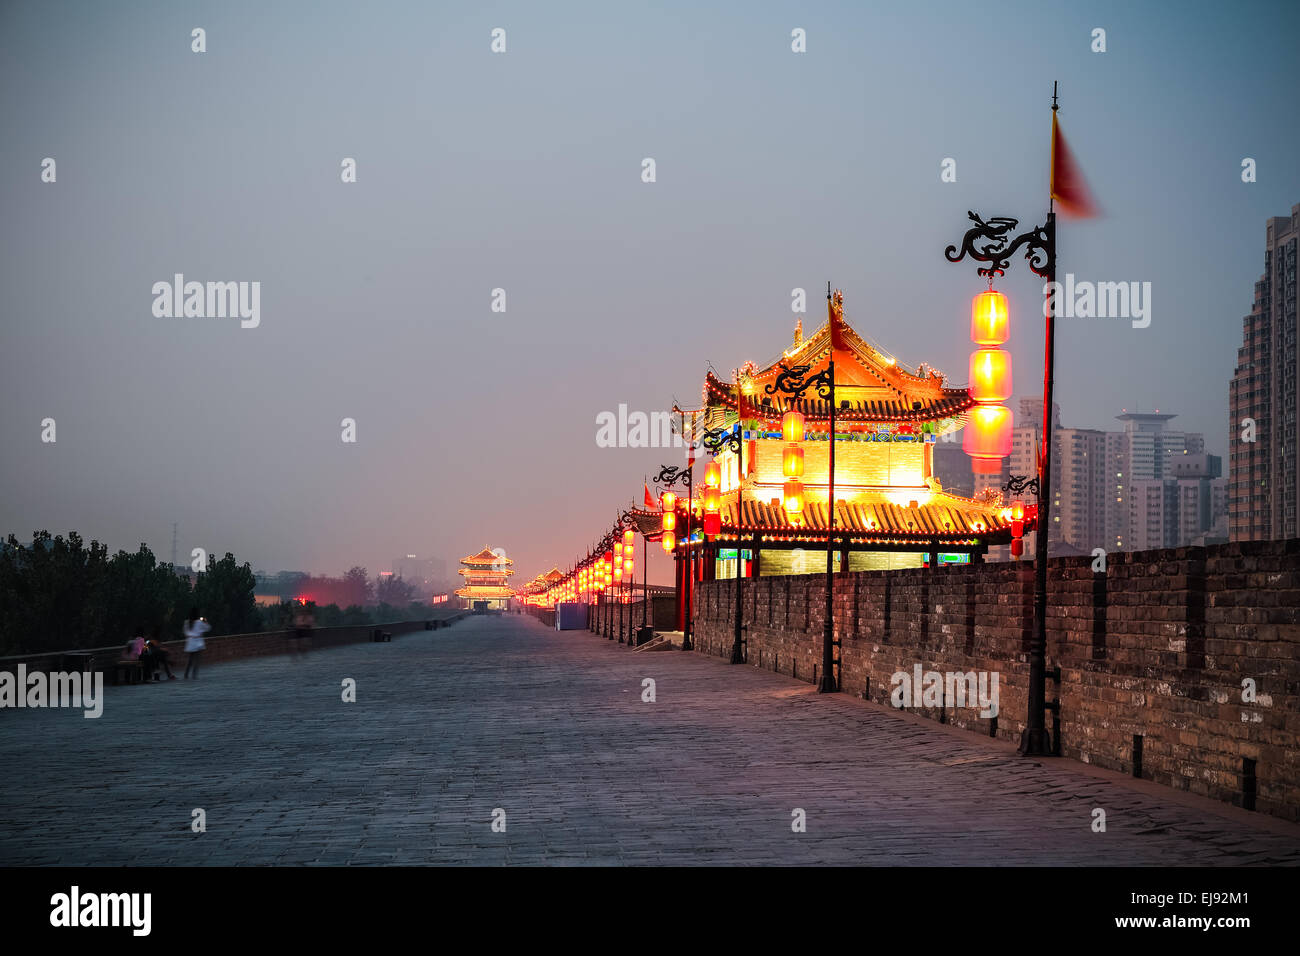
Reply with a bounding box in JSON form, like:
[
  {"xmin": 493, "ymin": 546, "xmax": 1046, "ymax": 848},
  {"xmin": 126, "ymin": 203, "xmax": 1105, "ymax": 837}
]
[{"xmin": 2, "ymin": 0, "xmax": 1297, "ymax": 583}]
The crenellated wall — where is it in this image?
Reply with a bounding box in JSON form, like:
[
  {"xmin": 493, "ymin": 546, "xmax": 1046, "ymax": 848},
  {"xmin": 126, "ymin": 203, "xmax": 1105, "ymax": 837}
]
[{"xmin": 691, "ymin": 539, "xmax": 1300, "ymax": 821}]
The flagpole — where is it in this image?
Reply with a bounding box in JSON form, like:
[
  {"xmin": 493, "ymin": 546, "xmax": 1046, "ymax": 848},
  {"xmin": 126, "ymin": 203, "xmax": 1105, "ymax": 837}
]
[{"xmin": 1021, "ymin": 82, "xmax": 1059, "ymax": 756}]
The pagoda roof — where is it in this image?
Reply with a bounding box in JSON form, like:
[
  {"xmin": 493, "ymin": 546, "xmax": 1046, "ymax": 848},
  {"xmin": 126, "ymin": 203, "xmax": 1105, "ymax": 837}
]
[
  {"xmin": 717, "ymin": 493, "xmax": 1012, "ymax": 543},
  {"xmin": 659, "ymin": 489, "xmax": 1020, "ymax": 547},
  {"xmin": 460, "ymin": 546, "xmax": 513, "ymax": 566},
  {"xmin": 458, "ymin": 565, "xmax": 514, "ymax": 577},
  {"xmin": 692, "ymin": 290, "xmax": 976, "ymax": 426},
  {"xmin": 624, "ymin": 509, "xmax": 665, "ymax": 539}
]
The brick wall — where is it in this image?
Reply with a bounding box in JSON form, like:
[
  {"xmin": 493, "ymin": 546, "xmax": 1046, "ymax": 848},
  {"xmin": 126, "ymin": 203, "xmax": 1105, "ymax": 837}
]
[{"xmin": 692, "ymin": 539, "xmax": 1300, "ymax": 821}]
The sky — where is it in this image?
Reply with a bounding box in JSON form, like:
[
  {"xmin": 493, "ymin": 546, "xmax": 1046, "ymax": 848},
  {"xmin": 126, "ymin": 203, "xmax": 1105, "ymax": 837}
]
[{"xmin": 2, "ymin": 0, "xmax": 1298, "ymax": 587}]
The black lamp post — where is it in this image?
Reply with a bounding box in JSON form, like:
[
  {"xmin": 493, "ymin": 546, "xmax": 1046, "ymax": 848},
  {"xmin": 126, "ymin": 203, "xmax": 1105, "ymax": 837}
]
[
  {"xmin": 655, "ymin": 461, "xmax": 693, "ymax": 650},
  {"xmin": 765, "ymin": 288, "xmax": 839, "ymax": 694},
  {"xmin": 944, "ymin": 207, "xmax": 1056, "ymax": 756},
  {"xmin": 700, "ymin": 422, "xmax": 746, "ymax": 665}
]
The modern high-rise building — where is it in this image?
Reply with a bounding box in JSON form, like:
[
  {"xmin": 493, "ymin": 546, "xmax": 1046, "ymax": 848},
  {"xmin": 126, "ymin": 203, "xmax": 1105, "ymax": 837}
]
[
  {"xmin": 1054, "ymin": 427, "xmax": 1109, "ymax": 552},
  {"xmin": 1229, "ymin": 203, "xmax": 1299, "ymax": 541}
]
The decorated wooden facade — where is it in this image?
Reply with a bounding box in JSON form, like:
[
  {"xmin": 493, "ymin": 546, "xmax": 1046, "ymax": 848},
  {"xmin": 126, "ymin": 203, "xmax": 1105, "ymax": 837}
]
[{"xmin": 665, "ymin": 289, "xmax": 1019, "ymax": 590}]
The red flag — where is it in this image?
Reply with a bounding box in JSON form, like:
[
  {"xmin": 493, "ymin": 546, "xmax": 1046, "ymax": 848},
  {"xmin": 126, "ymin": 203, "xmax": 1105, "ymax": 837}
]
[
  {"xmin": 828, "ymin": 288, "xmax": 848, "ymax": 352},
  {"xmin": 644, "ymin": 484, "xmax": 655, "ymax": 509},
  {"xmin": 1051, "ymin": 112, "xmax": 1098, "ymax": 218}
]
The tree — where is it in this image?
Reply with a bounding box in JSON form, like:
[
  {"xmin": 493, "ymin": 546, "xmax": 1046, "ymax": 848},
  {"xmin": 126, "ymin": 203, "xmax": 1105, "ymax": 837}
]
[
  {"xmin": 0, "ymin": 531, "xmax": 110, "ymax": 653},
  {"xmin": 192, "ymin": 552, "xmax": 259, "ymax": 636},
  {"xmin": 375, "ymin": 573, "xmax": 417, "ymax": 607},
  {"xmin": 102, "ymin": 544, "xmax": 193, "ymax": 643},
  {"xmin": 342, "ymin": 566, "xmax": 372, "ymax": 608}
]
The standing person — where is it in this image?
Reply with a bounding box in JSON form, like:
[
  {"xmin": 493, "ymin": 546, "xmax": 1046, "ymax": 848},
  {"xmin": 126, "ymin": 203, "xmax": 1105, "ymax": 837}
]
[{"xmin": 183, "ymin": 608, "xmax": 210, "ymax": 679}]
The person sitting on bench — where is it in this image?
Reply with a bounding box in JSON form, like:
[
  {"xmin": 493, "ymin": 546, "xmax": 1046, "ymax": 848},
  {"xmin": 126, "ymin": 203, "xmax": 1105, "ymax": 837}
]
[{"xmin": 145, "ymin": 627, "xmax": 176, "ymax": 680}]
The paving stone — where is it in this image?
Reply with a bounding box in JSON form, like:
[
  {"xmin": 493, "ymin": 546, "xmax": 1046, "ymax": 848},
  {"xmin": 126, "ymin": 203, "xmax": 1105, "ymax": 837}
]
[{"xmin": 1, "ymin": 613, "xmax": 1297, "ymax": 865}]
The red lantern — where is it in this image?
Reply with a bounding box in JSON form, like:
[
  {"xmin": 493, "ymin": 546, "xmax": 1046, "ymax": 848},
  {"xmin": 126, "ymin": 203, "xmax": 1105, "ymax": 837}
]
[
  {"xmin": 661, "ymin": 491, "xmax": 676, "ymax": 511},
  {"xmin": 1010, "ymin": 538, "xmax": 1024, "ymax": 557},
  {"xmin": 1010, "ymin": 500, "xmax": 1025, "ymax": 538},
  {"xmin": 703, "ymin": 512, "xmax": 721, "ymax": 536},
  {"xmin": 962, "ymin": 405, "xmax": 1012, "ymax": 473},
  {"xmin": 703, "ymin": 487, "xmax": 721, "ymax": 512},
  {"xmin": 782, "ymin": 444, "xmax": 804, "ymax": 479},
  {"xmin": 782, "ymin": 409, "xmax": 805, "ymax": 444},
  {"xmin": 704, "ymin": 460, "xmax": 721, "ymax": 488},
  {"xmin": 968, "ymin": 348, "xmax": 1012, "ymax": 403},
  {"xmin": 661, "ymin": 510, "xmax": 676, "ymax": 531},
  {"xmin": 783, "ymin": 479, "xmax": 805, "ymax": 515},
  {"xmin": 661, "ymin": 530, "xmax": 676, "ymax": 552},
  {"xmin": 971, "ymin": 290, "xmax": 1009, "ymax": 345},
  {"xmin": 623, "ymin": 529, "xmax": 635, "ymax": 549}
]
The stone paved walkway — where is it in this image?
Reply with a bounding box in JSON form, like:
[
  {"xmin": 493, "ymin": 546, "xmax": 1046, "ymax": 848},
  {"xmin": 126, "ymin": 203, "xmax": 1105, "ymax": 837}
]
[{"xmin": 1, "ymin": 614, "xmax": 1297, "ymax": 865}]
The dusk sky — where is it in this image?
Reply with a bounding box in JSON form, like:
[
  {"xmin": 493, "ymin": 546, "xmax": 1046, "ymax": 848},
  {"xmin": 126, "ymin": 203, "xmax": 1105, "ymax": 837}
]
[{"xmin": 2, "ymin": 0, "xmax": 1297, "ymax": 586}]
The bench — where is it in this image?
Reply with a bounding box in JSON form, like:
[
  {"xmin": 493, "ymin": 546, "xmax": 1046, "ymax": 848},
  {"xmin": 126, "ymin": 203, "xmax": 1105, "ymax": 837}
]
[{"xmin": 109, "ymin": 658, "xmax": 147, "ymax": 685}]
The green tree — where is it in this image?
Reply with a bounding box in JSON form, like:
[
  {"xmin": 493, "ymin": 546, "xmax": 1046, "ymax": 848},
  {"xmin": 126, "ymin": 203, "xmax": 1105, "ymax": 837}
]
[
  {"xmin": 102, "ymin": 544, "xmax": 193, "ymax": 644},
  {"xmin": 0, "ymin": 531, "xmax": 110, "ymax": 653},
  {"xmin": 192, "ymin": 552, "xmax": 259, "ymax": 636}
]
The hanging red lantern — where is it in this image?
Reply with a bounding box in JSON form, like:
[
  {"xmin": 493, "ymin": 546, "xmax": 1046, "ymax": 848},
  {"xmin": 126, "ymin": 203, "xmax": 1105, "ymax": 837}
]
[
  {"xmin": 965, "ymin": 288, "xmax": 1013, "ymax": 475},
  {"xmin": 783, "ymin": 479, "xmax": 805, "ymax": 515},
  {"xmin": 962, "ymin": 404, "xmax": 1012, "ymax": 473},
  {"xmin": 661, "ymin": 510, "xmax": 676, "ymax": 531},
  {"xmin": 661, "ymin": 491, "xmax": 676, "ymax": 511},
  {"xmin": 703, "ymin": 512, "xmax": 721, "ymax": 536},
  {"xmin": 782, "ymin": 409, "xmax": 805, "ymax": 444},
  {"xmin": 661, "ymin": 530, "xmax": 676, "ymax": 552},
  {"xmin": 968, "ymin": 348, "xmax": 1012, "ymax": 403},
  {"xmin": 703, "ymin": 486, "xmax": 721, "ymax": 512},
  {"xmin": 782, "ymin": 443, "xmax": 804, "ymax": 479},
  {"xmin": 971, "ymin": 290, "xmax": 1009, "ymax": 345},
  {"xmin": 704, "ymin": 460, "xmax": 721, "ymax": 488}
]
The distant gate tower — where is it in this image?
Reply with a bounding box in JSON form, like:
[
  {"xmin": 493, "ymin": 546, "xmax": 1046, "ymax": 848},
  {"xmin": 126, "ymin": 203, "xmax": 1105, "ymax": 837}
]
[{"xmin": 454, "ymin": 546, "xmax": 516, "ymax": 610}]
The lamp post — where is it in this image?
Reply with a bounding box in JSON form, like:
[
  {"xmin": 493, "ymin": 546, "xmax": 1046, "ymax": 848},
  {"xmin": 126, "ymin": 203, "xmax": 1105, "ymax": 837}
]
[
  {"xmin": 765, "ymin": 291, "xmax": 838, "ymax": 694},
  {"xmin": 700, "ymin": 422, "xmax": 746, "ymax": 664},
  {"xmin": 945, "ymin": 208, "xmax": 1056, "ymax": 756},
  {"xmin": 1003, "ymin": 473, "xmax": 1040, "ymax": 561},
  {"xmin": 614, "ymin": 514, "xmax": 639, "ymax": 645},
  {"xmin": 655, "ymin": 461, "xmax": 694, "ymax": 649}
]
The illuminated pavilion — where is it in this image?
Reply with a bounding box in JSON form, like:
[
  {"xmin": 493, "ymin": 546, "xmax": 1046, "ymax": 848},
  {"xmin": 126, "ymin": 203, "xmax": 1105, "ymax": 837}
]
[
  {"xmin": 664, "ymin": 289, "xmax": 1015, "ymax": 600},
  {"xmin": 454, "ymin": 546, "xmax": 516, "ymax": 610},
  {"xmin": 519, "ymin": 568, "xmax": 565, "ymax": 608}
]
